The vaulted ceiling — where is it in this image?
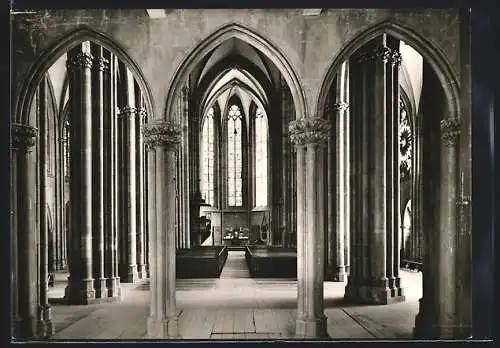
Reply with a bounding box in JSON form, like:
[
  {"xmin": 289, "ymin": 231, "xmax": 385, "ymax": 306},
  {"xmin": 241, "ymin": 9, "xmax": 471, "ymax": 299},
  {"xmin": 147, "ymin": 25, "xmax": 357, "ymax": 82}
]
[{"xmin": 191, "ymin": 37, "xmax": 279, "ymax": 120}]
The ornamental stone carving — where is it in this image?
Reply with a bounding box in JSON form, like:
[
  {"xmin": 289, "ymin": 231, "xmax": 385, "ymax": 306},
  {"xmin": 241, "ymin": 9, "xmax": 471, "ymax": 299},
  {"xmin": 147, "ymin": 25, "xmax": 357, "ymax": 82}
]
[
  {"xmin": 440, "ymin": 118, "xmax": 460, "ymax": 146},
  {"xmin": 92, "ymin": 56, "xmax": 110, "ymax": 72},
  {"xmin": 358, "ymin": 45, "xmax": 402, "ymax": 66},
  {"xmin": 142, "ymin": 121, "xmax": 182, "ymax": 149},
  {"xmin": 288, "ymin": 117, "xmax": 331, "ymax": 146},
  {"xmin": 136, "ymin": 107, "xmax": 148, "ymax": 122},
  {"xmin": 12, "ymin": 123, "xmax": 38, "ymax": 150},
  {"xmin": 66, "ymin": 51, "xmax": 94, "ymax": 70},
  {"xmin": 118, "ymin": 106, "xmax": 146, "ymax": 119},
  {"xmin": 331, "ymin": 102, "xmax": 349, "ymax": 113}
]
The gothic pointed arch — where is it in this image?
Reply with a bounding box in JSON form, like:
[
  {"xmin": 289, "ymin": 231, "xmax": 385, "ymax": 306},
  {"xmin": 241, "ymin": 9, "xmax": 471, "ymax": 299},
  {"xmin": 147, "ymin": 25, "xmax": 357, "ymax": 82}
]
[
  {"xmin": 316, "ymin": 20, "xmax": 460, "ymax": 122},
  {"xmin": 15, "ymin": 26, "xmax": 155, "ymax": 126},
  {"xmin": 164, "ymin": 22, "xmax": 306, "ymax": 123}
]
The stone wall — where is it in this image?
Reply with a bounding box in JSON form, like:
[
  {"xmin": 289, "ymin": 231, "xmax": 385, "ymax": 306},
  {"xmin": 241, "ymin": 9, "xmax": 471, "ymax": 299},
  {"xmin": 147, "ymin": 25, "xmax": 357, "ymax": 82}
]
[{"xmin": 11, "ymin": 8, "xmax": 460, "ymax": 124}]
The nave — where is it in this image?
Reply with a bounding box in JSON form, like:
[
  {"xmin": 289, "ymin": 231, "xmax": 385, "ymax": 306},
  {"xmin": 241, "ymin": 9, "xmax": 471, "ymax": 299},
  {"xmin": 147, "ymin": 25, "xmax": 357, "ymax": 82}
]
[
  {"xmin": 10, "ymin": 9, "xmax": 474, "ymax": 341},
  {"xmin": 48, "ymin": 251, "xmax": 422, "ymax": 340}
]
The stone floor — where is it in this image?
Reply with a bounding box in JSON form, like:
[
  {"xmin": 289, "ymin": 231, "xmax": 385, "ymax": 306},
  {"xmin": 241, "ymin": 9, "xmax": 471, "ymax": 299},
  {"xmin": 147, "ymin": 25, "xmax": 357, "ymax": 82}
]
[{"xmin": 47, "ymin": 251, "xmax": 422, "ymax": 340}]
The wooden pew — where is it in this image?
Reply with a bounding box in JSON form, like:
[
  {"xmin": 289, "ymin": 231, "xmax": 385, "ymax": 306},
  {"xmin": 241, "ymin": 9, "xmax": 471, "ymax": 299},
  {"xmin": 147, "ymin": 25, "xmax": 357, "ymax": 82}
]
[
  {"xmin": 245, "ymin": 246, "xmax": 297, "ymax": 278},
  {"xmin": 176, "ymin": 246, "xmax": 228, "ymax": 278}
]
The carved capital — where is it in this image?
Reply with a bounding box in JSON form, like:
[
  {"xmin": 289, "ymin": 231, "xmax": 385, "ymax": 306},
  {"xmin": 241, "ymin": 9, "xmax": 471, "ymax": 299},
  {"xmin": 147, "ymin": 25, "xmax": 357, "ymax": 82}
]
[
  {"xmin": 440, "ymin": 118, "xmax": 460, "ymax": 146},
  {"xmin": 92, "ymin": 56, "xmax": 110, "ymax": 72},
  {"xmin": 136, "ymin": 107, "xmax": 148, "ymax": 122},
  {"xmin": 117, "ymin": 106, "xmax": 143, "ymax": 119},
  {"xmin": 142, "ymin": 121, "xmax": 182, "ymax": 150},
  {"xmin": 12, "ymin": 123, "xmax": 38, "ymax": 151},
  {"xmin": 288, "ymin": 117, "xmax": 331, "ymax": 146},
  {"xmin": 331, "ymin": 102, "xmax": 349, "ymax": 113},
  {"xmin": 358, "ymin": 45, "xmax": 402, "ymax": 66},
  {"xmin": 66, "ymin": 51, "xmax": 94, "ymax": 70}
]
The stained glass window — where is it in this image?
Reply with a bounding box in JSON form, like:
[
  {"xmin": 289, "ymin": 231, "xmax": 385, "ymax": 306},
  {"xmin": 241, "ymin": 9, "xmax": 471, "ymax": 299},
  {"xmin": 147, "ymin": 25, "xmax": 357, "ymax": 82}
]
[
  {"xmin": 399, "ymin": 100, "xmax": 412, "ymax": 181},
  {"xmin": 201, "ymin": 107, "xmax": 215, "ymax": 206},
  {"xmin": 254, "ymin": 107, "xmax": 268, "ymax": 206},
  {"xmin": 227, "ymin": 105, "xmax": 243, "ymax": 207}
]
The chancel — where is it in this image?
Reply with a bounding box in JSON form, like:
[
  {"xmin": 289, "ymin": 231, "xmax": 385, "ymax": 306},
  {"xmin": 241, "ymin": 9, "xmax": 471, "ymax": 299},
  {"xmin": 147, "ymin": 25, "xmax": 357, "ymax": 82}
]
[{"xmin": 10, "ymin": 8, "xmax": 472, "ymax": 341}]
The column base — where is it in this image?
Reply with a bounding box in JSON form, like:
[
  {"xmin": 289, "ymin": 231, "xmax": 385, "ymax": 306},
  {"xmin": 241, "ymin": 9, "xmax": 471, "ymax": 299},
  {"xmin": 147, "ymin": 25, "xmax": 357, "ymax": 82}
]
[
  {"xmin": 13, "ymin": 316, "xmax": 37, "ymax": 340},
  {"xmin": 36, "ymin": 307, "xmax": 54, "ymax": 338},
  {"xmin": 344, "ymin": 278, "xmax": 405, "ymax": 305},
  {"xmin": 295, "ymin": 314, "xmax": 330, "ymax": 339},
  {"xmin": 119, "ymin": 264, "xmax": 139, "ymax": 283},
  {"xmin": 414, "ymin": 323, "xmax": 460, "ymax": 339},
  {"xmin": 106, "ymin": 277, "xmax": 122, "ymax": 299},
  {"xmin": 333, "ymin": 266, "xmax": 347, "ymax": 282},
  {"xmin": 413, "ymin": 298, "xmax": 461, "ymax": 339},
  {"xmin": 325, "ymin": 266, "xmax": 347, "ymax": 282},
  {"xmin": 146, "ymin": 314, "xmax": 181, "ymax": 339},
  {"xmin": 64, "ymin": 278, "xmax": 99, "ymax": 305},
  {"xmin": 137, "ymin": 264, "xmax": 147, "ymax": 279},
  {"xmin": 94, "ymin": 278, "xmax": 109, "ymax": 299},
  {"xmin": 58, "ymin": 260, "xmax": 67, "ymax": 271}
]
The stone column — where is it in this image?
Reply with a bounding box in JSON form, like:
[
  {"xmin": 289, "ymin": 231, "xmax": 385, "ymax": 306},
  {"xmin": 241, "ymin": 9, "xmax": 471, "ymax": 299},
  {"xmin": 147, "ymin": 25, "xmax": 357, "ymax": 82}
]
[
  {"xmin": 181, "ymin": 87, "xmax": 191, "ymax": 249},
  {"xmin": 12, "ymin": 124, "xmax": 38, "ymax": 339},
  {"xmin": 290, "ymin": 117, "xmax": 331, "ymax": 339},
  {"xmin": 414, "ymin": 119, "xmax": 460, "ymax": 338},
  {"xmin": 143, "ymin": 122, "xmax": 182, "ymax": 339},
  {"xmin": 105, "ymin": 53, "xmax": 121, "ymax": 298},
  {"xmin": 117, "ymin": 64, "xmax": 139, "ymax": 282},
  {"xmin": 55, "ymin": 144, "xmax": 66, "ymax": 271},
  {"xmin": 36, "ymin": 78, "xmax": 53, "ymax": 337},
  {"xmin": 91, "ymin": 45, "xmax": 109, "ymax": 299},
  {"xmin": 343, "ymin": 62, "xmax": 351, "ymax": 276},
  {"xmin": 387, "ymin": 43, "xmax": 404, "ymax": 295},
  {"xmin": 344, "ymin": 35, "xmax": 404, "ymax": 304},
  {"xmin": 437, "ymin": 119, "xmax": 459, "ymax": 338},
  {"xmin": 333, "ymin": 101, "xmax": 349, "ymax": 282},
  {"xmin": 64, "ymin": 45, "xmax": 96, "ymax": 304},
  {"xmin": 136, "ymin": 105, "xmax": 147, "ymax": 279}
]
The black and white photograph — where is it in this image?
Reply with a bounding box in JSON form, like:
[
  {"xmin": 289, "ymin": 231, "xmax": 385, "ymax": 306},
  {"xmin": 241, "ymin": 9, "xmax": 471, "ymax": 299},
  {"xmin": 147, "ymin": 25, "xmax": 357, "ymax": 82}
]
[{"xmin": 8, "ymin": 7, "xmax": 485, "ymax": 342}]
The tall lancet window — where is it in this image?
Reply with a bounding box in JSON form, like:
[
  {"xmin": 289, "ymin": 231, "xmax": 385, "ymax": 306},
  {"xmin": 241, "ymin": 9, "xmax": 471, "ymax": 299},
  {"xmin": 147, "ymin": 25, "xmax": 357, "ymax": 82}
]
[
  {"xmin": 201, "ymin": 107, "xmax": 215, "ymax": 206},
  {"xmin": 227, "ymin": 104, "xmax": 243, "ymax": 207},
  {"xmin": 254, "ymin": 107, "xmax": 268, "ymax": 207},
  {"xmin": 399, "ymin": 99, "xmax": 412, "ymax": 181}
]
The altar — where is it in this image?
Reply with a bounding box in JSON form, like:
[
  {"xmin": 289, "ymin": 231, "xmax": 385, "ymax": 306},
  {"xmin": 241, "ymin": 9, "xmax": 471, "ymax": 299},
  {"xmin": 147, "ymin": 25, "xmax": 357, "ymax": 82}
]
[{"xmin": 223, "ymin": 228, "xmax": 249, "ymax": 247}]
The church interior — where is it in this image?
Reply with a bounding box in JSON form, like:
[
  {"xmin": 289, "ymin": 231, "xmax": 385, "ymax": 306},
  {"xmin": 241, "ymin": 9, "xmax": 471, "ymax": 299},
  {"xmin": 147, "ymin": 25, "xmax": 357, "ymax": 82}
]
[{"xmin": 10, "ymin": 8, "xmax": 473, "ymax": 341}]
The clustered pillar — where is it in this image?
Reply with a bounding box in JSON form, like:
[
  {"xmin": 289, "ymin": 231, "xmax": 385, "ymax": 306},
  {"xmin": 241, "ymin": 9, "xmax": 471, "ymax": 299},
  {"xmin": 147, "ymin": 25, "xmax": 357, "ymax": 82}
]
[
  {"xmin": 325, "ymin": 59, "xmax": 351, "ymax": 282},
  {"xmin": 104, "ymin": 52, "xmax": 121, "ymax": 298},
  {"xmin": 143, "ymin": 121, "xmax": 182, "ymax": 339},
  {"xmin": 344, "ymin": 34, "xmax": 405, "ymax": 305},
  {"xmin": 91, "ymin": 44, "xmax": 108, "ymax": 299},
  {"xmin": 64, "ymin": 43, "xmax": 97, "ymax": 304},
  {"xmin": 116, "ymin": 61, "xmax": 148, "ymax": 283},
  {"xmin": 12, "ymin": 124, "xmax": 39, "ymax": 339},
  {"xmin": 117, "ymin": 63, "xmax": 138, "ymax": 283},
  {"xmin": 289, "ymin": 117, "xmax": 331, "ymax": 339},
  {"xmin": 64, "ymin": 43, "xmax": 146, "ymax": 303}
]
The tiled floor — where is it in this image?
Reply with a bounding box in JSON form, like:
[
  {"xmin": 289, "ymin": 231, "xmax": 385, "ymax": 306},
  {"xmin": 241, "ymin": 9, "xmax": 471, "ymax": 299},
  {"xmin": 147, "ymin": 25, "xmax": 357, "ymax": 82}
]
[{"xmin": 48, "ymin": 251, "xmax": 422, "ymax": 340}]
